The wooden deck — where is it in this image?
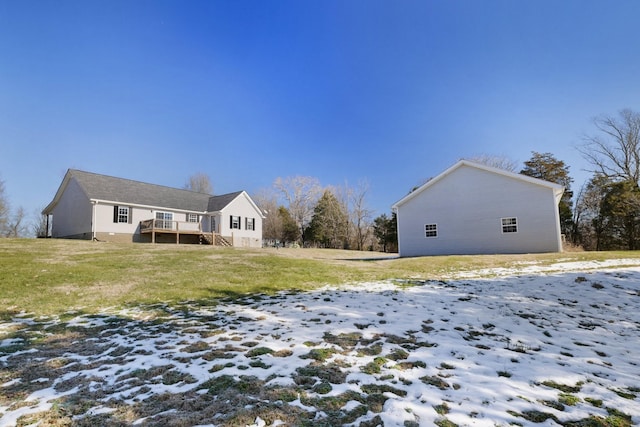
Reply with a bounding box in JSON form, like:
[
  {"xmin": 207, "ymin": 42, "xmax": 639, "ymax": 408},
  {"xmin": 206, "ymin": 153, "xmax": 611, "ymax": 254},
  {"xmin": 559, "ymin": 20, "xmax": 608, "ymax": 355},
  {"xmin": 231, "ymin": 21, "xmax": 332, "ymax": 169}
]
[{"xmin": 140, "ymin": 219, "xmax": 214, "ymax": 244}]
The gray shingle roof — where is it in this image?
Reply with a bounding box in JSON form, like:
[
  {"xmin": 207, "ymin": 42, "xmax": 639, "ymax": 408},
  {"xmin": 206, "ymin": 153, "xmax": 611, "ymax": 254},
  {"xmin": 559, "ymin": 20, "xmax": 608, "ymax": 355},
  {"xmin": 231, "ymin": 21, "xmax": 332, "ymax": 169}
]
[
  {"xmin": 61, "ymin": 169, "xmax": 241, "ymax": 212},
  {"xmin": 207, "ymin": 191, "xmax": 243, "ymax": 211}
]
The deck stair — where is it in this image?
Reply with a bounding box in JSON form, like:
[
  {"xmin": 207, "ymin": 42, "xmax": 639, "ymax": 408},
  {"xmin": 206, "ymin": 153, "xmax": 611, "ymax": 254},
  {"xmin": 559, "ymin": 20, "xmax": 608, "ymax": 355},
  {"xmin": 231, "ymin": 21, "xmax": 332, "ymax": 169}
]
[
  {"xmin": 200, "ymin": 234, "xmax": 214, "ymax": 245},
  {"xmin": 215, "ymin": 235, "xmax": 233, "ymax": 247},
  {"xmin": 199, "ymin": 234, "xmax": 232, "ymax": 246}
]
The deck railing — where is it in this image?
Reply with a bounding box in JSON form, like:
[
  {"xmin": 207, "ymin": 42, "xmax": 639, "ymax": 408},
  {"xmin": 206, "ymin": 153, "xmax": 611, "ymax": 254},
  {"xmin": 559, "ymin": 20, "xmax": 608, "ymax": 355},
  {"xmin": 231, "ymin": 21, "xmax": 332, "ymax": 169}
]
[{"xmin": 140, "ymin": 219, "xmax": 202, "ymax": 233}]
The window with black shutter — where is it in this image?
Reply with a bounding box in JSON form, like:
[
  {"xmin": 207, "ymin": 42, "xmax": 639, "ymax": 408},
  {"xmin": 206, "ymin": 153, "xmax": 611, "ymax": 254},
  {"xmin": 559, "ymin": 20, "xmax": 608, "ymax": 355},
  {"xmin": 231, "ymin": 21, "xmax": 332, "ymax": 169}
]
[{"xmin": 113, "ymin": 206, "xmax": 130, "ymax": 223}]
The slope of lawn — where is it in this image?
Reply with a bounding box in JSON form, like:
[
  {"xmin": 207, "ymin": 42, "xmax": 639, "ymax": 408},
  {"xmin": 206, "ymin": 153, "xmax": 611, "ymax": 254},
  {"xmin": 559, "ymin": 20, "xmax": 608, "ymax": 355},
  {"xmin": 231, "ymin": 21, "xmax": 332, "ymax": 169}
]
[{"xmin": 2, "ymin": 238, "xmax": 640, "ymax": 317}]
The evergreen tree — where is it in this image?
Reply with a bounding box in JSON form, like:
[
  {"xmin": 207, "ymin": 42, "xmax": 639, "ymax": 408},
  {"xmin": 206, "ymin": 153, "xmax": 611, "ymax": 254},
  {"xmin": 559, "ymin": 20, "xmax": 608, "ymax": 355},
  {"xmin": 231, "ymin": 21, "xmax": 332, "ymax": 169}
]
[
  {"xmin": 520, "ymin": 152, "xmax": 574, "ymax": 240},
  {"xmin": 599, "ymin": 180, "xmax": 640, "ymax": 250},
  {"xmin": 278, "ymin": 206, "xmax": 300, "ymax": 244},
  {"xmin": 373, "ymin": 212, "xmax": 398, "ymax": 253},
  {"xmin": 306, "ymin": 190, "xmax": 348, "ymax": 248}
]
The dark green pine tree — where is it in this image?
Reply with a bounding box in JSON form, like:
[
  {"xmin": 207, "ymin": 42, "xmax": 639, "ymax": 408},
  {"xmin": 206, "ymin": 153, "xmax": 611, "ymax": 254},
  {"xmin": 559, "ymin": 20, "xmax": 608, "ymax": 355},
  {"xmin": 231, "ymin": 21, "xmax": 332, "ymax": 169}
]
[
  {"xmin": 520, "ymin": 152, "xmax": 574, "ymax": 240},
  {"xmin": 306, "ymin": 190, "xmax": 349, "ymax": 249},
  {"xmin": 373, "ymin": 212, "xmax": 398, "ymax": 253},
  {"xmin": 278, "ymin": 206, "xmax": 300, "ymax": 244}
]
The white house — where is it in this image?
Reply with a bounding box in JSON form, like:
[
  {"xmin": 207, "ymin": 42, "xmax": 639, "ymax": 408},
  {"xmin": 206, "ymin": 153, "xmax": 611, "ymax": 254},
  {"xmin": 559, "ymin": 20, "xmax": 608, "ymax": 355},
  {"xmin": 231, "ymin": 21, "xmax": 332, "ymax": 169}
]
[
  {"xmin": 42, "ymin": 169, "xmax": 264, "ymax": 247},
  {"xmin": 392, "ymin": 160, "xmax": 564, "ymax": 257}
]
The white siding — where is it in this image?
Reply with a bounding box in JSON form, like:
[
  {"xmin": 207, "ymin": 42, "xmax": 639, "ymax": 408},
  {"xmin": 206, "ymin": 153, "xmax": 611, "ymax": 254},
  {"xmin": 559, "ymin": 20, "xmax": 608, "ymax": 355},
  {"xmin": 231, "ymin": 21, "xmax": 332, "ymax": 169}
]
[
  {"xmin": 94, "ymin": 203, "xmax": 154, "ymax": 236},
  {"xmin": 50, "ymin": 179, "xmax": 92, "ymax": 239},
  {"xmin": 396, "ymin": 164, "xmax": 562, "ymax": 257},
  {"xmin": 218, "ymin": 193, "xmax": 263, "ymax": 248}
]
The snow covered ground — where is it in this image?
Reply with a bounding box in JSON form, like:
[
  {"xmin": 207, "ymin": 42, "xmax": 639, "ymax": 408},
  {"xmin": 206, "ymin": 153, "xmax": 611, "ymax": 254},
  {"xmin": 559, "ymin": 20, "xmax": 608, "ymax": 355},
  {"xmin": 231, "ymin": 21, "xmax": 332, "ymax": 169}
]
[{"xmin": 1, "ymin": 259, "xmax": 639, "ymax": 426}]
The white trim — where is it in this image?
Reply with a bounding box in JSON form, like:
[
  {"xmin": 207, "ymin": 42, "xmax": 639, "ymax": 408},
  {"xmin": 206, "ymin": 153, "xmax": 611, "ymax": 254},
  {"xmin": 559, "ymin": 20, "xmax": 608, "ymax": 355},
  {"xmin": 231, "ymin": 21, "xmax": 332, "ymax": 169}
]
[
  {"xmin": 116, "ymin": 206, "xmax": 130, "ymax": 223},
  {"xmin": 155, "ymin": 211, "xmax": 174, "ymax": 230},
  {"xmin": 501, "ymin": 217, "xmax": 518, "ymax": 233},
  {"xmin": 424, "ymin": 223, "xmax": 438, "ymax": 238},
  {"xmin": 237, "ymin": 191, "xmax": 267, "ymax": 219}
]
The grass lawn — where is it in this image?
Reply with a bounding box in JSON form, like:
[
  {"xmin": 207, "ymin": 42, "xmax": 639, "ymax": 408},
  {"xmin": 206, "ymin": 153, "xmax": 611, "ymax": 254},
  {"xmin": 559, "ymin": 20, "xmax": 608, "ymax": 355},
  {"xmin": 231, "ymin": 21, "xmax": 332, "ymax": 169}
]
[{"xmin": 2, "ymin": 238, "xmax": 640, "ymax": 317}]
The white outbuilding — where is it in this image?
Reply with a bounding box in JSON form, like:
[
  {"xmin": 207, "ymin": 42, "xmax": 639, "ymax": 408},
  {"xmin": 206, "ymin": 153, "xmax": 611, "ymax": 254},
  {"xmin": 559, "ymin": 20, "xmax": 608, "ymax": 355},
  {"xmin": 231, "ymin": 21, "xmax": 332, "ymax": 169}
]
[{"xmin": 392, "ymin": 160, "xmax": 564, "ymax": 257}]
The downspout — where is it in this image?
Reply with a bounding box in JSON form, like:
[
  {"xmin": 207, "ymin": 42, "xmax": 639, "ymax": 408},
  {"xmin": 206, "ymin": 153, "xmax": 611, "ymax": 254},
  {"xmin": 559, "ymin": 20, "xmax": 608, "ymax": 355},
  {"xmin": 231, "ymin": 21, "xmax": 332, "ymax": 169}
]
[
  {"xmin": 554, "ymin": 188, "xmax": 564, "ymax": 252},
  {"xmin": 91, "ymin": 200, "xmax": 97, "ymax": 241}
]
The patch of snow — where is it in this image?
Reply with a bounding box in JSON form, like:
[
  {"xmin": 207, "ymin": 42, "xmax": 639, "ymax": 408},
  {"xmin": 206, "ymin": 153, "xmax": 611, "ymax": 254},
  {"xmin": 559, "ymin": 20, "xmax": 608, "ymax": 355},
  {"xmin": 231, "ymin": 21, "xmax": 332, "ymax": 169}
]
[
  {"xmin": 1, "ymin": 261, "xmax": 639, "ymax": 426},
  {"xmin": 1, "ymin": 378, "xmax": 21, "ymax": 388}
]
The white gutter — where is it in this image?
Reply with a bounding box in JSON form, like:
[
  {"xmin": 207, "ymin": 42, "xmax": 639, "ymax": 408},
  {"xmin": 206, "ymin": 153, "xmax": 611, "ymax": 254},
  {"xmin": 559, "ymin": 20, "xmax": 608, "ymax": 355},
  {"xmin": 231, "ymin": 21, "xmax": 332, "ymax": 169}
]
[{"xmin": 91, "ymin": 200, "xmax": 97, "ymax": 240}]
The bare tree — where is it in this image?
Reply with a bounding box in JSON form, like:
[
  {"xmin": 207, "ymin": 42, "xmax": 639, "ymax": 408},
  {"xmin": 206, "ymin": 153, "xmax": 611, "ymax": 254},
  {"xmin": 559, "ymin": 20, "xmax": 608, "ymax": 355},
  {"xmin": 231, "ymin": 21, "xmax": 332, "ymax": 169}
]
[
  {"xmin": 184, "ymin": 172, "xmax": 213, "ymax": 194},
  {"xmin": 32, "ymin": 208, "xmax": 49, "ymax": 238},
  {"xmin": 0, "ymin": 177, "xmax": 8, "ymax": 236},
  {"xmin": 348, "ymin": 180, "xmax": 374, "ymax": 251},
  {"xmin": 5, "ymin": 207, "xmax": 27, "ymax": 237},
  {"xmin": 252, "ymin": 188, "xmax": 281, "ymax": 242},
  {"xmin": 579, "ymin": 109, "xmax": 640, "ymax": 183},
  {"xmin": 273, "ymin": 176, "xmax": 322, "ymax": 244},
  {"xmin": 574, "ymin": 174, "xmax": 613, "ymax": 250},
  {"xmin": 466, "ymin": 154, "xmax": 519, "ymax": 172}
]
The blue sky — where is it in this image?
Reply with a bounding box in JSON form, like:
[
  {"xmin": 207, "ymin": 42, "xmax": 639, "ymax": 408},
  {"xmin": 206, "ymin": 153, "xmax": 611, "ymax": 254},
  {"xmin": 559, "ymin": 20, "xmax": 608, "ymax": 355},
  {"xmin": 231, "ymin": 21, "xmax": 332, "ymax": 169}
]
[{"xmin": 1, "ymin": 0, "xmax": 639, "ymax": 223}]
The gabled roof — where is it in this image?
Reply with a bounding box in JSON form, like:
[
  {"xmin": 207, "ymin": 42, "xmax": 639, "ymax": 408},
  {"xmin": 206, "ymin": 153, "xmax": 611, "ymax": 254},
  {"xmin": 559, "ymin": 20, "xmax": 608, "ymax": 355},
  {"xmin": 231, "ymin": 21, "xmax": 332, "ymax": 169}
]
[
  {"xmin": 207, "ymin": 191, "xmax": 243, "ymax": 211},
  {"xmin": 43, "ymin": 169, "xmax": 250, "ymax": 214},
  {"xmin": 392, "ymin": 160, "xmax": 565, "ymax": 209}
]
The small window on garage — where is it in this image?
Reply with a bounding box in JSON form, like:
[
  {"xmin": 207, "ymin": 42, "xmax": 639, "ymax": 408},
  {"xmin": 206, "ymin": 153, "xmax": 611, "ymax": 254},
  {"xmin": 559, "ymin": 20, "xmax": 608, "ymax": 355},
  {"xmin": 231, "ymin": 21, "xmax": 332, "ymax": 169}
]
[
  {"xmin": 501, "ymin": 217, "xmax": 518, "ymax": 233},
  {"xmin": 425, "ymin": 223, "xmax": 438, "ymax": 238}
]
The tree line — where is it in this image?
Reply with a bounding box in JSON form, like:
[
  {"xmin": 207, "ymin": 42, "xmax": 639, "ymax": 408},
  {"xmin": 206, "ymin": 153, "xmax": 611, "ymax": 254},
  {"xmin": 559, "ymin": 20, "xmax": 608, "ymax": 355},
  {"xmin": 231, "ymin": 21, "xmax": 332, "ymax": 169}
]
[
  {"xmin": 573, "ymin": 109, "xmax": 640, "ymax": 250},
  {"xmin": 254, "ymin": 177, "xmax": 382, "ymax": 250}
]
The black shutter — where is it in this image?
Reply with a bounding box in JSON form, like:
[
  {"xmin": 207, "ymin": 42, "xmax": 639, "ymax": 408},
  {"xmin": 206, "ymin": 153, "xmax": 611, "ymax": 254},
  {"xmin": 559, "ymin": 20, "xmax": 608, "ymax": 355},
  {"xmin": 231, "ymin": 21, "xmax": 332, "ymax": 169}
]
[
  {"xmin": 128, "ymin": 207, "xmax": 133, "ymax": 224},
  {"xmin": 230, "ymin": 215, "xmax": 233, "ymax": 228},
  {"xmin": 113, "ymin": 206, "xmax": 119, "ymax": 223}
]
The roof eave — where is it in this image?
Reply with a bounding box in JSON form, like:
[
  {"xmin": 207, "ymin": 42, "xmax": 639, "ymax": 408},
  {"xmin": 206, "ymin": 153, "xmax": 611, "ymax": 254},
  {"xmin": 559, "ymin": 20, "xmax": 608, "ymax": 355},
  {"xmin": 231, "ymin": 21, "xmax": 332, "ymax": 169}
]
[{"xmin": 42, "ymin": 170, "xmax": 74, "ymax": 215}]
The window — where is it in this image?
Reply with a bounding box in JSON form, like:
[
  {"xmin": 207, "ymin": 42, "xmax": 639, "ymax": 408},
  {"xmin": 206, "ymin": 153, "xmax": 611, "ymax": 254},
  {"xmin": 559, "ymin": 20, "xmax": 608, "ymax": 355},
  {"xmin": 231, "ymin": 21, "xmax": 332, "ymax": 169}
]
[
  {"xmin": 156, "ymin": 212, "xmax": 173, "ymax": 229},
  {"xmin": 246, "ymin": 217, "xmax": 255, "ymax": 231},
  {"xmin": 113, "ymin": 206, "xmax": 130, "ymax": 223},
  {"xmin": 187, "ymin": 213, "xmax": 198, "ymax": 223},
  {"xmin": 230, "ymin": 215, "xmax": 241, "ymax": 229},
  {"xmin": 211, "ymin": 217, "xmax": 217, "ymax": 233},
  {"xmin": 425, "ymin": 223, "xmax": 438, "ymax": 238},
  {"xmin": 501, "ymin": 217, "xmax": 518, "ymax": 233}
]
